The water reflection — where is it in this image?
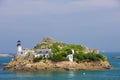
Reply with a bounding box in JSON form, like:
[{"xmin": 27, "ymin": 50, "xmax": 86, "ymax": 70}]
[
  {"xmin": 15, "ymin": 71, "xmax": 77, "ymax": 78},
  {"xmin": 16, "ymin": 72, "xmax": 53, "ymax": 77},
  {"xmin": 68, "ymin": 71, "xmax": 75, "ymax": 77}
]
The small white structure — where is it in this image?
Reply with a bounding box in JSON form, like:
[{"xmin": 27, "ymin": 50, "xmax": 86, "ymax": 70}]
[
  {"xmin": 67, "ymin": 49, "xmax": 74, "ymax": 62},
  {"xmin": 67, "ymin": 54, "xmax": 73, "ymax": 62},
  {"xmin": 23, "ymin": 48, "xmax": 36, "ymax": 57},
  {"xmin": 17, "ymin": 40, "xmax": 24, "ymax": 56},
  {"xmin": 35, "ymin": 49, "xmax": 52, "ymax": 58}
]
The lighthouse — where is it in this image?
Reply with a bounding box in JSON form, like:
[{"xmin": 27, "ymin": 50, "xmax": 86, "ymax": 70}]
[{"xmin": 17, "ymin": 40, "xmax": 23, "ymax": 55}]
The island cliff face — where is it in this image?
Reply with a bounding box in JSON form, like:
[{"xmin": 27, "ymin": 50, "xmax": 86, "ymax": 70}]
[
  {"xmin": 4, "ymin": 37, "xmax": 112, "ymax": 71},
  {"xmin": 4, "ymin": 56, "xmax": 111, "ymax": 71}
]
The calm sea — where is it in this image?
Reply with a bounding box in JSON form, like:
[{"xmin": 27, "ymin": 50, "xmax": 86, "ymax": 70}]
[{"xmin": 0, "ymin": 52, "xmax": 120, "ymax": 80}]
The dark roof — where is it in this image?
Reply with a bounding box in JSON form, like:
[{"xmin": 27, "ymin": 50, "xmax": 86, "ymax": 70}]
[
  {"xmin": 17, "ymin": 40, "xmax": 21, "ymax": 43},
  {"xmin": 17, "ymin": 40, "xmax": 21, "ymax": 46}
]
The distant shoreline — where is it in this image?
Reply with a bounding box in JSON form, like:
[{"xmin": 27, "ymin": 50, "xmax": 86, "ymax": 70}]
[
  {"xmin": 0, "ymin": 63, "xmax": 8, "ymax": 66},
  {"xmin": 0, "ymin": 54, "xmax": 12, "ymax": 57},
  {"xmin": 112, "ymin": 56, "xmax": 120, "ymax": 59}
]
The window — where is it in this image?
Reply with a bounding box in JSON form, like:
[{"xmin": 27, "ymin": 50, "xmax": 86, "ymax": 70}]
[
  {"xmin": 46, "ymin": 51, "xmax": 48, "ymax": 53},
  {"xmin": 21, "ymin": 52, "xmax": 23, "ymax": 54},
  {"xmin": 39, "ymin": 51, "xmax": 42, "ymax": 53}
]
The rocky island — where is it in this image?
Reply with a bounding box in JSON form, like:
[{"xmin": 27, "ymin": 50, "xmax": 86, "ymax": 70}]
[{"xmin": 4, "ymin": 37, "xmax": 112, "ymax": 71}]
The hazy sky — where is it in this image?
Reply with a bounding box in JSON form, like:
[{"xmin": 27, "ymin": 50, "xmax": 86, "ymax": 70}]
[{"xmin": 0, "ymin": 0, "xmax": 120, "ymax": 53}]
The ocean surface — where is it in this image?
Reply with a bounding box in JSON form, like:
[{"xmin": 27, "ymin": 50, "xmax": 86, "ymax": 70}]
[{"xmin": 0, "ymin": 52, "xmax": 120, "ymax": 80}]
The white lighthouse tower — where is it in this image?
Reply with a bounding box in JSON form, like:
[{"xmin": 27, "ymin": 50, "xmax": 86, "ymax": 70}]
[{"xmin": 17, "ymin": 40, "xmax": 23, "ymax": 55}]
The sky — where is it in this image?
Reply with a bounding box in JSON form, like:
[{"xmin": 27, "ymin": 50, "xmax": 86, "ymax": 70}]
[{"xmin": 0, "ymin": 0, "xmax": 120, "ymax": 53}]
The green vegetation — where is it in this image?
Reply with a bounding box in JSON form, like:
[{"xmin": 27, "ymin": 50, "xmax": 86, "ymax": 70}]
[
  {"xmin": 74, "ymin": 53, "xmax": 106, "ymax": 62},
  {"xmin": 49, "ymin": 54, "xmax": 67, "ymax": 62},
  {"xmin": 33, "ymin": 41, "xmax": 107, "ymax": 62}
]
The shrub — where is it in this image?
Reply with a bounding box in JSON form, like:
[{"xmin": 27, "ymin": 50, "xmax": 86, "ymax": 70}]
[
  {"xmin": 96, "ymin": 54, "xmax": 107, "ymax": 61},
  {"xmin": 73, "ymin": 52, "xmax": 107, "ymax": 62},
  {"xmin": 49, "ymin": 54, "xmax": 66, "ymax": 62}
]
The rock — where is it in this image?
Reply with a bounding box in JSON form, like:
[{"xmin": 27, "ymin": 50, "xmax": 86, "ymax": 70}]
[
  {"xmin": 41, "ymin": 37, "xmax": 55, "ymax": 44},
  {"xmin": 82, "ymin": 46, "xmax": 99, "ymax": 54},
  {"xmin": 4, "ymin": 59, "xmax": 112, "ymax": 71},
  {"xmin": 4, "ymin": 53, "xmax": 112, "ymax": 71}
]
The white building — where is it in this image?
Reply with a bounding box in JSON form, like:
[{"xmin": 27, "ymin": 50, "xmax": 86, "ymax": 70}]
[
  {"xmin": 16, "ymin": 40, "xmax": 36, "ymax": 57},
  {"xmin": 16, "ymin": 40, "xmax": 52, "ymax": 58},
  {"xmin": 67, "ymin": 54, "xmax": 73, "ymax": 62}
]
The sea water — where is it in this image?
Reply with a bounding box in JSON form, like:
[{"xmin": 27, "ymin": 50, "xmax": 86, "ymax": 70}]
[{"xmin": 0, "ymin": 52, "xmax": 120, "ymax": 80}]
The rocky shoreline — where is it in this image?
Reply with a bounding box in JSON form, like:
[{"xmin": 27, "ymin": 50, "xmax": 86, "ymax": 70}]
[{"xmin": 4, "ymin": 58, "xmax": 112, "ymax": 71}]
